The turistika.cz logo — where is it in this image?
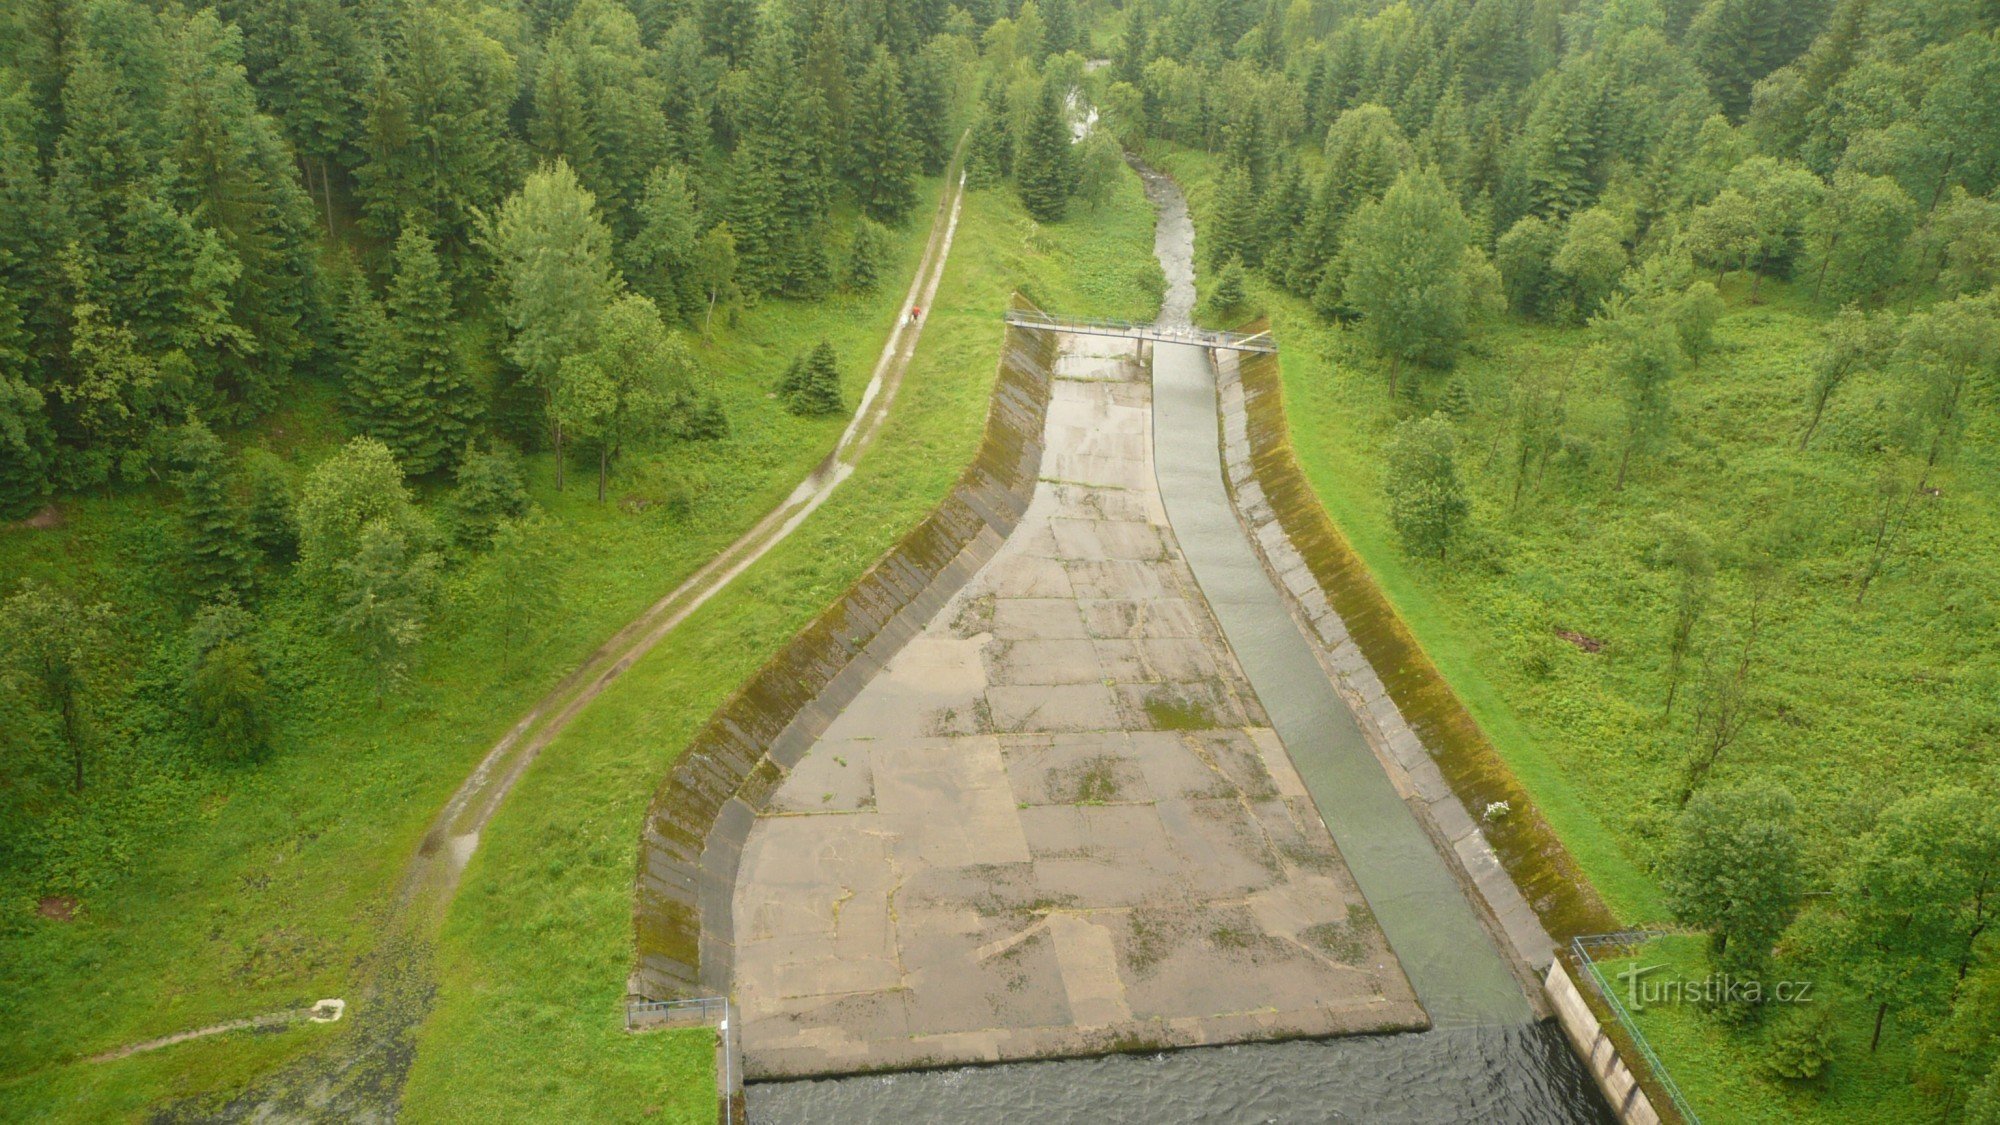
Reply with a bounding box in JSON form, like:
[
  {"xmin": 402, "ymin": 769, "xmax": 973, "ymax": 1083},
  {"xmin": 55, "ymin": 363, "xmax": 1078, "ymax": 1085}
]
[{"xmin": 1615, "ymin": 963, "xmax": 1815, "ymax": 1010}]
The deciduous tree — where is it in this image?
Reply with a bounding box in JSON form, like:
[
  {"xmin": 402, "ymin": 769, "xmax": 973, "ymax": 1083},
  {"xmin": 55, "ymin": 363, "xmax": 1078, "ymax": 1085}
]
[
  {"xmin": 1339, "ymin": 168, "xmax": 1474, "ymax": 392},
  {"xmin": 1384, "ymin": 413, "xmax": 1469, "ymax": 561},
  {"xmin": 0, "ymin": 581, "xmax": 112, "ymax": 792},
  {"xmin": 488, "ymin": 160, "xmax": 620, "ymax": 491}
]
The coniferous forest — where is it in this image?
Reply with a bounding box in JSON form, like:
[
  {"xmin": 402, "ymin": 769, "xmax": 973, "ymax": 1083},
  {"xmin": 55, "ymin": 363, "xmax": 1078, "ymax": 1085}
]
[{"xmin": 2, "ymin": 0, "xmax": 1998, "ymax": 1119}]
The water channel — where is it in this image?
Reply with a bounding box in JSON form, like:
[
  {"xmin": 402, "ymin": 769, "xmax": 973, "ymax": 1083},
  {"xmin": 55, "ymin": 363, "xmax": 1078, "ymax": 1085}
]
[{"xmin": 748, "ymin": 162, "xmax": 1614, "ymax": 1124}]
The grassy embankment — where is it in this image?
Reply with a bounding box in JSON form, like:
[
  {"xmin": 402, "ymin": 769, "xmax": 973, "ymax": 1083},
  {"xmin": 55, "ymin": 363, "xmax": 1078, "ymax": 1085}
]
[
  {"xmin": 1148, "ymin": 145, "xmax": 1992, "ymax": 1122},
  {"xmin": 1, "ymin": 176, "xmax": 958, "ymax": 1119},
  {"xmin": 393, "ymin": 169, "xmax": 1163, "ymax": 1119}
]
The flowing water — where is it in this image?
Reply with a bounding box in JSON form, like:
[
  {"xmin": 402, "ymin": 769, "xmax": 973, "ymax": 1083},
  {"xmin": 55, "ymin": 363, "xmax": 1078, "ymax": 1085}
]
[{"xmin": 747, "ymin": 162, "xmax": 1615, "ymax": 1125}]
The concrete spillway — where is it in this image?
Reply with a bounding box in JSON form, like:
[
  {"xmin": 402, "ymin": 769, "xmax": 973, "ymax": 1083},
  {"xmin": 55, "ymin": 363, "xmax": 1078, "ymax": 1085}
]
[
  {"xmin": 728, "ymin": 331, "xmax": 1425, "ymax": 1078},
  {"xmin": 1149, "ymin": 339, "xmax": 1530, "ymax": 1028}
]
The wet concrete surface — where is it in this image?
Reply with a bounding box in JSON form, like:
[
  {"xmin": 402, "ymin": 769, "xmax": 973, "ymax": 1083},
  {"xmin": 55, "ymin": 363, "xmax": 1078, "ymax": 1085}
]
[{"xmin": 731, "ymin": 334, "xmax": 1424, "ymax": 1079}]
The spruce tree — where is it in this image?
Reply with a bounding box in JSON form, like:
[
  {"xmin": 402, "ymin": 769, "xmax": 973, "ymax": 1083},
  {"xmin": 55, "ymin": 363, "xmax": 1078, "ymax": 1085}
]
[
  {"xmin": 529, "ymin": 41, "xmax": 598, "ymax": 186},
  {"xmin": 171, "ymin": 417, "xmax": 255, "ymax": 602},
  {"xmin": 387, "ymin": 224, "xmax": 478, "ymax": 475},
  {"xmin": 845, "ymin": 220, "xmax": 889, "ymax": 292},
  {"xmin": 625, "ymin": 164, "xmax": 702, "ymax": 325},
  {"xmin": 853, "ymin": 49, "xmax": 917, "ymax": 225},
  {"xmin": 1209, "ymin": 163, "xmax": 1259, "ymax": 268},
  {"xmin": 1040, "ymin": 0, "xmax": 1078, "ymax": 57},
  {"xmin": 727, "ymin": 15, "xmax": 834, "ymax": 297},
  {"xmin": 783, "ymin": 341, "xmax": 844, "ymax": 416},
  {"xmin": 338, "ymin": 267, "xmax": 412, "ymax": 464},
  {"xmin": 356, "ymin": 5, "xmax": 514, "ymax": 265},
  {"xmin": 1016, "ymin": 81, "xmax": 1074, "ymax": 223},
  {"xmin": 450, "ymin": 444, "xmax": 530, "ymax": 547},
  {"xmin": 165, "ymin": 9, "xmax": 321, "ymax": 417},
  {"xmin": 903, "ymin": 43, "xmax": 954, "ymax": 176},
  {"xmin": 239, "ymin": 447, "xmax": 298, "ymax": 563}
]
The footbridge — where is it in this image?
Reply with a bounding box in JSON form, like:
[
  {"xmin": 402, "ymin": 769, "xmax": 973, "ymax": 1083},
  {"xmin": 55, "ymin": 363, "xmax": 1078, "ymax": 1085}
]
[{"xmin": 1004, "ymin": 308, "xmax": 1277, "ymax": 353}]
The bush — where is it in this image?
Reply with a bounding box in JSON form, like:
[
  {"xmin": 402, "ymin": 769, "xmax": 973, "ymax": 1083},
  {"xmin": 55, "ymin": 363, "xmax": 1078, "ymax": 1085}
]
[{"xmin": 1762, "ymin": 1005, "xmax": 1837, "ymax": 1083}]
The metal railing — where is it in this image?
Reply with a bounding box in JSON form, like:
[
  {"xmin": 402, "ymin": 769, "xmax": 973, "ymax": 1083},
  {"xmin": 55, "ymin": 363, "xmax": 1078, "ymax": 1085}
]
[
  {"xmin": 1003, "ymin": 308, "xmax": 1278, "ymax": 353},
  {"xmin": 627, "ymin": 995, "xmax": 742, "ymax": 1125},
  {"xmin": 1569, "ymin": 932, "xmax": 1704, "ymax": 1124}
]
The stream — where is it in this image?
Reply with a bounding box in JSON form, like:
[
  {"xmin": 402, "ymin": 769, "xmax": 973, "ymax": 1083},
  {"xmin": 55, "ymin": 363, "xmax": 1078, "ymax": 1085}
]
[{"xmin": 747, "ymin": 160, "xmax": 1615, "ymax": 1124}]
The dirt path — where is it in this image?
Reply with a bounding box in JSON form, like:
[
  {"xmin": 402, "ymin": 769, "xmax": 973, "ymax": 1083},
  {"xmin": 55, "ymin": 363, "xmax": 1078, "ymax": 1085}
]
[
  {"xmin": 138, "ymin": 155, "xmax": 970, "ymax": 1120},
  {"xmin": 398, "ymin": 162, "xmax": 970, "ymax": 927}
]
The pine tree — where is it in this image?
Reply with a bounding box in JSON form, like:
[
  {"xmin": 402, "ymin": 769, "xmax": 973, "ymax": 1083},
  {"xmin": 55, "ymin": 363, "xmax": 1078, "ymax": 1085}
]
[
  {"xmin": 845, "ymin": 220, "xmax": 889, "ymax": 292},
  {"xmin": 1209, "ymin": 162, "xmax": 1259, "ymax": 268},
  {"xmin": 625, "ymin": 164, "xmax": 702, "ymax": 325},
  {"xmin": 853, "ymin": 48, "xmax": 917, "ymax": 224},
  {"xmin": 239, "ymin": 447, "xmax": 297, "ymax": 563},
  {"xmin": 783, "ymin": 341, "xmax": 844, "ymax": 416},
  {"xmin": 1016, "ymin": 80, "xmax": 1074, "ymax": 223},
  {"xmin": 386, "ymin": 224, "xmax": 478, "ymax": 475},
  {"xmin": 903, "ymin": 42, "xmax": 954, "ymax": 176},
  {"xmin": 172, "ymin": 418, "xmax": 255, "ymax": 601},
  {"xmin": 530, "ymin": 41, "xmax": 598, "ymax": 184},
  {"xmin": 727, "ymin": 15, "xmax": 833, "ymax": 297}
]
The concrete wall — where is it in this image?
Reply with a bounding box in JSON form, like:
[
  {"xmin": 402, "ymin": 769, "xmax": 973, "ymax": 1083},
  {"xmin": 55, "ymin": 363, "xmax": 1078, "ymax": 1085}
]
[
  {"xmin": 630, "ymin": 323, "xmax": 1061, "ymax": 1000},
  {"xmin": 1215, "ymin": 344, "xmax": 1619, "ymax": 952},
  {"xmin": 1545, "ymin": 961, "xmax": 1665, "ymax": 1125}
]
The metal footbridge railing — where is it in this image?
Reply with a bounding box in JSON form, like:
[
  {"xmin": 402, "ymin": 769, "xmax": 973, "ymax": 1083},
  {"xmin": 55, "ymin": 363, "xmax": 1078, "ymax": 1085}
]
[{"xmin": 1003, "ymin": 309, "xmax": 1277, "ymax": 353}]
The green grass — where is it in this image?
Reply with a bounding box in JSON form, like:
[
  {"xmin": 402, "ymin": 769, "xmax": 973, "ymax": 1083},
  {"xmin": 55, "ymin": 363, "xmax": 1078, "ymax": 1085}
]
[
  {"xmin": 388, "ymin": 168, "xmax": 1163, "ymax": 1118},
  {"xmin": 1143, "ymin": 144, "xmax": 1997, "ymax": 1122},
  {"xmin": 1591, "ymin": 936, "xmax": 1927, "ymax": 1123},
  {"xmin": 0, "ymin": 177, "xmax": 954, "ymax": 1118}
]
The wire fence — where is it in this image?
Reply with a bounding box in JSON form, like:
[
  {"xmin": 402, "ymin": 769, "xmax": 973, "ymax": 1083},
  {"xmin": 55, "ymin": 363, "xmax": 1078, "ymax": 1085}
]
[
  {"xmin": 1569, "ymin": 932, "xmax": 1703, "ymax": 1125},
  {"xmin": 627, "ymin": 996, "xmax": 741, "ymax": 1125}
]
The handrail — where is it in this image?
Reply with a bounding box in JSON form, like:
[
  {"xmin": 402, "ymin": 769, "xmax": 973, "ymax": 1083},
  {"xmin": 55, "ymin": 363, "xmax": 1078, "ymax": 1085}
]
[
  {"xmin": 1569, "ymin": 933, "xmax": 1704, "ymax": 1124},
  {"xmin": 1003, "ymin": 309, "xmax": 1278, "ymax": 353},
  {"xmin": 626, "ymin": 995, "xmax": 742, "ymax": 1125}
]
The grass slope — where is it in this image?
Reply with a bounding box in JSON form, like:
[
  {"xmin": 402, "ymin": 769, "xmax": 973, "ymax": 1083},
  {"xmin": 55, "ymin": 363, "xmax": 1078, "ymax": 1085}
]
[
  {"xmin": 1146, "ymin": 144, "xmax": 1992, "ymax": 1122},
  {"xmin": 393, "ymin": 170, "xmax": 1163, "ymax": 1118}
]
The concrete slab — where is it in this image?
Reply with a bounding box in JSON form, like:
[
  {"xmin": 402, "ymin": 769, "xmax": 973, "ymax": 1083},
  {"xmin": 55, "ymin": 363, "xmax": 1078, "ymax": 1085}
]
[{"xmin": 730, "ymin": 344, "xmax": 1423, "ymax": 1079}]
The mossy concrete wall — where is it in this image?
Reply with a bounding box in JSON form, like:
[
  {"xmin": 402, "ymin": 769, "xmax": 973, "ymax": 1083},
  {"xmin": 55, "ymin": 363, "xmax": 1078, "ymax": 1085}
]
[
  {"xmin": 631, "ymin": 322, "xmax": 1060, "ymax": 1000},
  {"xmin": 1218, "ymin": 338, "xmax": 1619, "ymax": 952}
]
